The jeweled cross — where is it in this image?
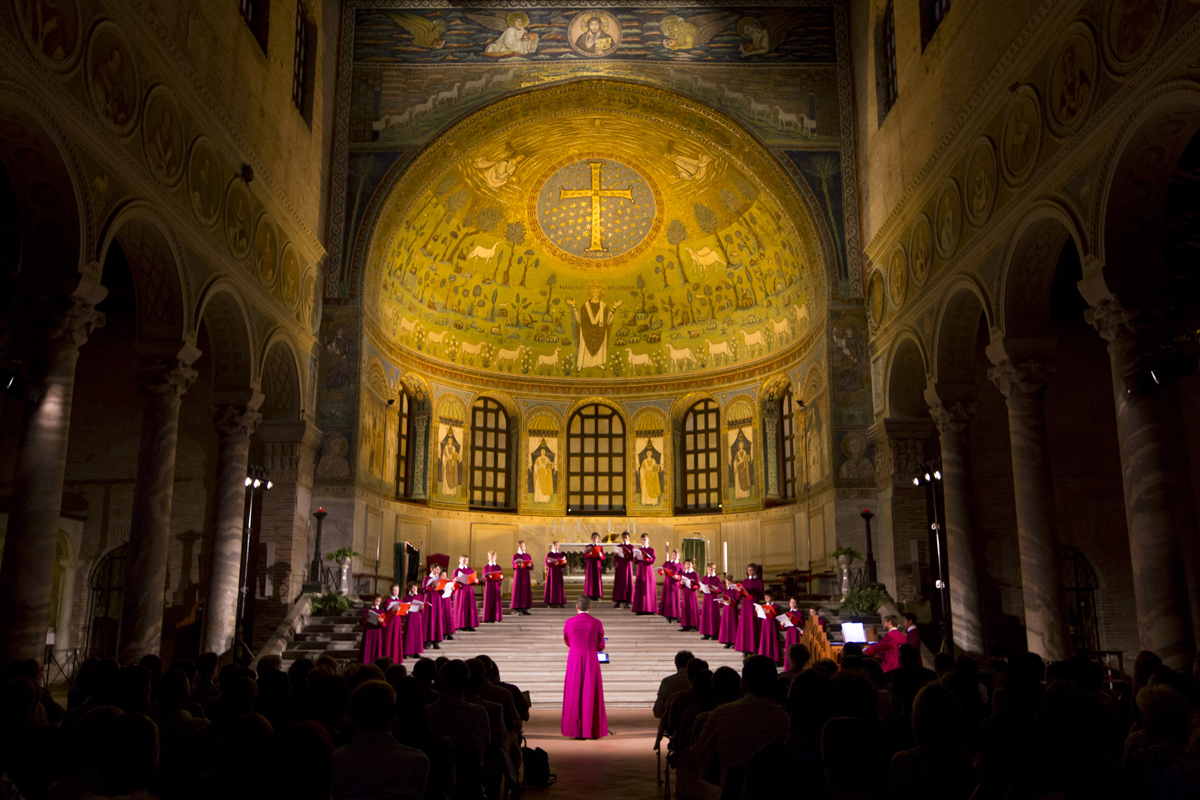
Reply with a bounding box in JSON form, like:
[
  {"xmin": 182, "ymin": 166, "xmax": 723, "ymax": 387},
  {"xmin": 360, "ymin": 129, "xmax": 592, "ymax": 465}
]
[{"xmin": 558, "ymin": 161, "xmax": 633, "ymax": 252}]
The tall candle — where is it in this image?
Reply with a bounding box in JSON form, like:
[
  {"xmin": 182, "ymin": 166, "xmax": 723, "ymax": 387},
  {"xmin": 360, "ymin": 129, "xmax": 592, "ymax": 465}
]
[{"xmin": 723, "ymin": 542, "xmax": 728, "ymax": 574}]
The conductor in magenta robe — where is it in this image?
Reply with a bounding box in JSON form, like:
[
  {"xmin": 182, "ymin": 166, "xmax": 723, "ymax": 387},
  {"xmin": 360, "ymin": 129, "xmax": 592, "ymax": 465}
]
[
  {"xmin": 544, "ymin": 541, "xmax": 567, "ymax": 607},
  {"xmin": 561, "ymin": 595, "xmax": 608, "ymax": 739},
  {"xmin": 632, "ymin": 533, "xmax": 657, "ymax": 615},
  {"xmin": 612, "ymin": 531, "xmax": 634, "ymax": 608},
  {"xmin": 511, "ymin": 541, "xmax": 533, "ymax": 616},
  {"xmin": 583, "ymin": 532, "xmax": 605, "ymax": 601},
  {"xmin": 482, "ymin": 551, "xmax": 504, "ymax": 623}
]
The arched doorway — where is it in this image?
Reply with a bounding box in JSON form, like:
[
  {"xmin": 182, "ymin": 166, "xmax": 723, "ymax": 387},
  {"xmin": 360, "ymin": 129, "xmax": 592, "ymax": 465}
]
[{"xmin": 85, "ymin": 545, "xmax": 126, "ymax": 659}]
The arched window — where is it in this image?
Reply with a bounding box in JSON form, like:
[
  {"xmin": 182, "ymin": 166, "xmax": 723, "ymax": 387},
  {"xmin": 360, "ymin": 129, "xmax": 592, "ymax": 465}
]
[
  {"xmin": 780, "ymin": 388, "xmax": 798, "ymax": 500},
  {"xmin": 878, "ymin": 0, "xmax": 898, "ymax": 122},
  {"xmin": 395, "ymin": 390, "xmax": 412, "ymax": 498},
  {"xmin": 682, "ymin": 399, "xmax": 720, "ymax": 511},
  {"xmin": 567, "ymin": 404, "xmax": 625, "ymax": 513},
  {"xmin": 86, "ymin": 545, "xmax": 127, "ymax": 659},
  {"xmin": 470, "ymin": 397, "xmax": 511, "ymax": 509}
]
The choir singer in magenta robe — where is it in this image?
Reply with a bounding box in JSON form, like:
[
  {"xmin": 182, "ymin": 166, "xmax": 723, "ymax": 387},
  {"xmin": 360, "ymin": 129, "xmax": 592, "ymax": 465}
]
[
  {"xmin": 583, "ymin": 532, "xmax": 605, "ymax": 600},
  {"xmin": 612, "ymin": 531, "xmax": 634, "ymax": 608},
  {"xmin": 561, "ymin": 595, "xmax": 608, "ymax": 739}
]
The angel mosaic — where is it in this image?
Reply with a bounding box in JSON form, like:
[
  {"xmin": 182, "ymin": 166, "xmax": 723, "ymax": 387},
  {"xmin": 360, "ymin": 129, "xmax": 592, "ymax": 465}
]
[
  {"xmin": 659, "ymin": 12, "xmax": 735, "ymax": 51},
  {"xmin": 738, "ymin": 12, "xmax": 802, "ymax": 57},
  {"xmin": 384, "ymin": 11, "xmax": 446, "ymax": 50},
  {"xmin": 469, "ymin": 11, "xmax": 539, "ymax": 56}
]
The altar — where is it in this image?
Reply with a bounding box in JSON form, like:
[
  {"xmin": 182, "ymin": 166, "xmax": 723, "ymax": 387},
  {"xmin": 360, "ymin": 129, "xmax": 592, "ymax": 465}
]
[{"xmin": 554, "ymin": 536, "xmax": 626, "ymax": 578}]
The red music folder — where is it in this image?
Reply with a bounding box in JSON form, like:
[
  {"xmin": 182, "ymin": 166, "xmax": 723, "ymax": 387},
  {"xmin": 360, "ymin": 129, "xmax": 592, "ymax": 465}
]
[
  {"xmin": 585, "ymin": 545, "xmax": 604, "ymax": 559},
  {"xmin": 485, "ymin": 571, "xmax": 504, "ymax": 582}
]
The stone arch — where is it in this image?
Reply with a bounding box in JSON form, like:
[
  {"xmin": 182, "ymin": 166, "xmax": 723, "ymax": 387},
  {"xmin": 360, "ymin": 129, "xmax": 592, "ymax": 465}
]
[
  {"xmin": 0, "ymin": 80, "xmax": 92, "ymax": 297},
  {"xmin": 931, "ymin": 279, "xmax": 994, "ymax": 386},
  {"xmin": 886, "ymin": 333, "xmax": 930, "ymax": 419},
  {"xmin": 259, "ymin": 334, "xmax": 303, "ymax": 421},
  {"xmin": 195, "ymin": 282, "xmax": 257, "ymax": 400},
  {"xmin": 1092, "ymin": 82, "xmax": 1200, "ymax": 299},
  {"xmin": 97, "ymin": 202, "xmax": 189, "ymax": 345},
  {"xmin": 998, "ymin": 202, "xmax": 1087, "ymax": 339}
]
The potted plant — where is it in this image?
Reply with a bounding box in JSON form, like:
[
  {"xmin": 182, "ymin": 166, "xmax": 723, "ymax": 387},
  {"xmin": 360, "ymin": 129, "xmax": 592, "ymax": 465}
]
[
  {"xmin": 840, "ymin": 586, "xmax": 892, "ymax": 620},
  {"xmin": 829, "ymin": 547, "xmax": 862, "ymax": 598},
  {"xmin": 310, "ymin": 590, "xmax": 353, "ymax": 616},
  {"xmin": 326, "ymin": 548, "xmax": 363, "ymax": 594}
]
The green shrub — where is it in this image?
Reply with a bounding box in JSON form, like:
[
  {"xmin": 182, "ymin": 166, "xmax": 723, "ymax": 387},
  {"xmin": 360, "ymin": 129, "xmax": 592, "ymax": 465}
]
[
  {"xmin": 326, "ymin": 548, "xmax": 363, "ymax": 563},
  {"xmin": 840, "ymin": 586, "xmax": 892, "ymax": 617},
  {"xmin": 310, "ymin": 591, "xmax": 353, "ymax": 616}
]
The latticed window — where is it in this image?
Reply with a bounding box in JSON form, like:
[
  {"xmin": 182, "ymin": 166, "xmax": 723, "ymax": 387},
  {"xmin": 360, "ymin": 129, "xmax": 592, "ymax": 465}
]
[
  {"xmin": 781, "ymin": 388, "xmax": 797, "ymax": 500},
  {"xmin": 396, "ymin": 390, "xmax": 411, "ymax": 498},
  {"xmin": 682, "ymin": 400, "xmax": 720, "ymax": 511},
  {"xmin": 470, "ymin": 398, "xmax": 510, "ymax": 508},
  {"xmin": 567, "ymin": 404, "xmax": 626, "ymax": 513},
  {"xmin": 292, "ymin": 0, "xmax": 307, "ymax": 109},
  {"xmin": 922, "ymin": 0, "xmax": 951, "ymax": 48},
  {"xmin": 239, "ymin": 0, "xmax": 270, "ymax": 53},
  {"xmin": 880, "ymin": 1, "xmax": 898, "ymax": 119}
]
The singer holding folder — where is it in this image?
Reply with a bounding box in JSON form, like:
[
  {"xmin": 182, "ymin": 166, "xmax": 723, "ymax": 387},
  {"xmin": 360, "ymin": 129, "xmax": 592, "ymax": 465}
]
[
  {"xmin": 561, "ymin": 596, "xmax": 608, "ymax": 739},
  {"xmin": 511, "ymin": 541, "xmax": 533, "ymax": 616},
  {"xmin": 453, "ymin": 555, "xmax": 479, "ymax": 632},
  {"xmin": 735, "ymin": 564, "xmax": 765, "ymax": 654},
  {"xmin": 631, "ymin": 534, "xmax": 657, "ymax": 615},
  {"xmin": 718, "ymin": 577, "xmax": 740, "ymax": 649},
  {"xmin": 545, "ymin": 541, "xmax": 567, "ymax": 607},
  {"xmin": 482, "ymin": 551, "xmax": 504, "ymax": 623},
  {"xmin": 699, "ymin": 563, "xmax": 723, "ymax": 640},
  {"xmin": 361, "ymin": 595, "xmax": 387, "ymax": 664},
  {"xmin": 658, "ymin": 549, "xmax": 682, "ymax": 623},
  {"xmin": 756, "ymin": 591, "xmax": 783, "ymax": 664},
  {"xmin": 583, "ymin": 532, "xmax": 605, "ymax": 601},
  {"xmin": 612, "ymin": 531, "xmax": 634, "ymax": 609},
  {"xmin": 402, "ymin": 583, "xmax": 425, "ymax": 657},
  {"xmin": 383, "ymin": 583, "xmax": 406, "ymax": 662},
  {"xmin": 423, "ymin": 564, "xmax": 445, "ymax": 650}
]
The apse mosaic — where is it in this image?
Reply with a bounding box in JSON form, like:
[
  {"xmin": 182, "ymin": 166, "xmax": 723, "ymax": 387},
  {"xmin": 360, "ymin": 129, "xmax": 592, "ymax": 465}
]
[{"xmin": 363, "ymin": 81, "xmax": 824, "ymax": 383}]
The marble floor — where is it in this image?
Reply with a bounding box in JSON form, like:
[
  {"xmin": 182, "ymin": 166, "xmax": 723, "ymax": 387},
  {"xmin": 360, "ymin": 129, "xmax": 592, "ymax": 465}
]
[{"xmin": 522, "ymin": 708, "xmax": 667, "ymax": 800}]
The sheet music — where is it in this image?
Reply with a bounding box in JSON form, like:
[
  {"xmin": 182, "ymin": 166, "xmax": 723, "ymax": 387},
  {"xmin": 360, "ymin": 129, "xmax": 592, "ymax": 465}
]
[
  {"xmin": 699, "ymin": 582, "xmax": 713, "ymax": 595},
  {"xmin": 633, "ymin": 548, "xmax": 646, "ymax": 561},
  {"xmin": 755, "ymin": 604, "xmax": 767, "ymax": 619},
  {"xmin": 680, "ymin": 576, "xmax": 694, "ymax": 588}
]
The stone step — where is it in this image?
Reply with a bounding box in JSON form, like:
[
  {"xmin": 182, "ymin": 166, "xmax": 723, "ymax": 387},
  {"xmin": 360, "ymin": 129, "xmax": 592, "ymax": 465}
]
[{"xmin": 282, "ymin": 602, "xmax": 773, "ymax": 708}]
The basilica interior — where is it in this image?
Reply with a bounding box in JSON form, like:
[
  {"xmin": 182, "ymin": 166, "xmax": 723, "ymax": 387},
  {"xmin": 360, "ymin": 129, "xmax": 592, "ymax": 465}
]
[{"xmin": 1, "ymin": 0, "xmax": 1200, "ymax": 731}]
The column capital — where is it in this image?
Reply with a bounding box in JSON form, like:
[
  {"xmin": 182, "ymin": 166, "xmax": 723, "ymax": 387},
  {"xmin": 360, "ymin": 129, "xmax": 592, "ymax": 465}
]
[
  {"xmin": 211, "ymin": 405, "xmax": 263, "ymax": 439},
  {"xmin": 924, "ymin": 383, "xmax": 977, "ymax": 434},
  {"xmin": 138, "ymin": 359, "xmax": 199, "ymax": 399},
  {"xmin": 14, "ymin": 293, "xmax": 105, "ymax": 350},
  {"xmin": 1083, "ymin": 294, "xmax": 1170, "ymax": 347},
  {"xmin": 58, "ymin": 557, "xmax": 87, "ymax": 572},
  {"xmin": 987, "ymin": 359, "xmax": 1054, "ymax": 399},
  {"xmin": 258, "ymin": 419, "xmax": 322, "ymax": 486}
]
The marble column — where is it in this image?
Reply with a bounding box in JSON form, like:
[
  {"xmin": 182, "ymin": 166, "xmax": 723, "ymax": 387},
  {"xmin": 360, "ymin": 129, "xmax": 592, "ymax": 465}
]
[
  {"xmin": 0, "ymin": 293, "xmax": 104, "ymax": 664},
  {"xmin": 117, "ymin": 359, "xmax": 198, "ymax": 665},
  {"xmin": 201, "ymin": 406, "xmax": 262, "ymax": 656},
  {"xmin": 53, "ymin": 558, "xmax": 86, "ymax": 661},
  {"xmin": 1086, "ymin": 295, "xmax": 1196, "ymax": 666},
  {"xmin": 987, "ymin": 354, "xmax": 1070, "ymax": 661},
  {"xmin": 925, "ymin": 387, "xmax": 986, "ymax": 655},
  {"xmin": 252, "ymin": 420, "xmax": 321, "ymax": 647}
]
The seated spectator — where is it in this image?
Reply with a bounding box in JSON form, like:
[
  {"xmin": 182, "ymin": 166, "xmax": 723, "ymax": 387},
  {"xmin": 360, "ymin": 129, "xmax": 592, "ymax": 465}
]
[
  {"xmin": 822, "ymin": 716, "xmax": 879, "ymax": 800},
  {"xmin": 271, "ymin": 719, "xmax": 334, "ymax": 800},
  {"xmin": 890, "ymin": 644, "xmax": 936, "ymax": 714},
  {"xmin": 675, "ymin": 669, "xmax": 712, "ymax": 752},
  {"xmin": 427, "ymin": 660, "xmax": 490, "ymax": 766},
  {"xmin": 1123, "ymin": 684, "xmax": 1197, "ymax": 799},
  {"xmin": 0, "ymin": 676, "xmax": 52, "ymax": 799},
  {"xmin": 742, "ymin": 669, "xmax": 837, "ymax": 800},
  {"xmin": 87, "ymin": 710, "xmax": 160, "ymax": 800},
  {"xmin": 889, "ymin": 684, "xmax": 974, "ymax": 800},
  {"xmin": 781, "ymin": 644, "xmax": 811, "ymax": 683},
  {"xmin": 46, "ymin": 705, "xmax": 122, "ymax": 800},
  {"xmin": 655, "ymin": 650, "xmax": 695, "ymax": 719},
  {"xmin": 192, "ymin": 653, "xmax": 218, "ymax": 707},
  {"xmin": 689, "ymin": 655, "xmax": 788, "ymax": 789},
  {"xmin": 332, "ymin": 680, "xmax": 429, "ymax": 800},
  {"xmin": 208, "ymin": 712, "xmax": 275, "ymax": 799}
]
